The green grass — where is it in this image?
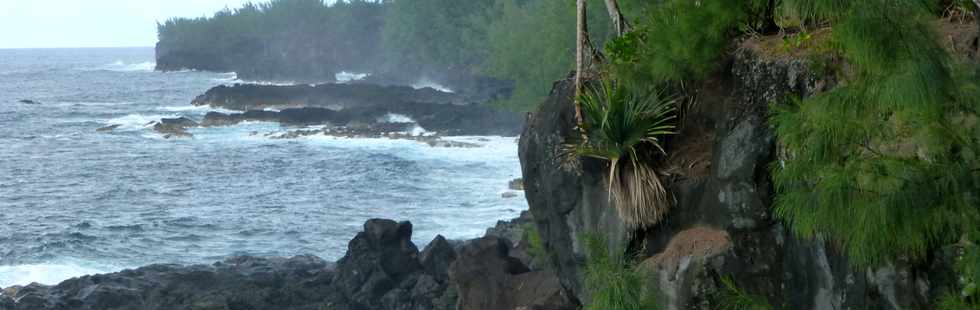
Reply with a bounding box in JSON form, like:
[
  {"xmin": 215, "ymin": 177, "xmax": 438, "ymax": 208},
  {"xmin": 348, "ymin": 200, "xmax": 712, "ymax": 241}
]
[{"xmin": 583, "ymin": 234, "xmax": 661, "ymax": 310}]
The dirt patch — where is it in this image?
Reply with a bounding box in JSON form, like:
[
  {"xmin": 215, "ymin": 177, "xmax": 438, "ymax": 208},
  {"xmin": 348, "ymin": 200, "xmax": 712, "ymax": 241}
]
[
  {"xmin": 936, "ymin": 18, "xmax": 979, "ymax": 59},
  {"xmin": 663, "ymin": 122, "xmax": 714, "ymax": 181},
  {"xmin": 641, "ymin": 227, "xmax": 731, "ymax": 276}
]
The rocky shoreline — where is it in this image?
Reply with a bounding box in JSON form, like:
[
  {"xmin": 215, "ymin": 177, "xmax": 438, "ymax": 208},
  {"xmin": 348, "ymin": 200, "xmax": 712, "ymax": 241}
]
[
  {"xmin": 99, "ymin": 82, "xmax": 524, "ymax": 140},
  {"xmin": 0, "ymin": 212, "xmax": 570, "ymax": 310}
]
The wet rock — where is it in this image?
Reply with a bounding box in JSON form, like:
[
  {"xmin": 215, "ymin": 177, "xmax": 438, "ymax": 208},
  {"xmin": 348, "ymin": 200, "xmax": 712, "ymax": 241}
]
[
  {"xmin": 1, "ymin": 220, "xmax": 458, "ymax": 310},
  {"xmin": 192, "ymin": 83, "xmax": 463, "ymax": 111},
  {"xmin": 191, "ymin": 83, "xmax": 523, "ymax": 136},
  {"xmin": 0, "ymin": 255, "xmax": 338, "ymax": 310},
  {"xmin": 151, "ymin": 117, "xmax": 197, "ymax": 139},
  {"xmin": 96, "ymin": 124, "xmax": 122, "ymax": 132},
  {"xmin": 508, "ymin": 178, "xmax": 525, "ymax": 191},
  {"xmin": 17, "ymin": 100, "xmax": 39, "ymax": 105},
  {"xmin": 502, "ymin": 192, "xmax": 519, "ymax": 199}
]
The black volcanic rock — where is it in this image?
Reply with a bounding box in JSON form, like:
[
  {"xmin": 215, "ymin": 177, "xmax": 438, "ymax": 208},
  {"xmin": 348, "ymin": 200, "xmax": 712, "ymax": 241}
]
[
  {"xmin": 151, "ymin": 117, "xmax": 197, "ymax": 139},
  {"xmin": 0, "ymin": 255, "xmax": 339, "ymax": 310},
  {"xmin": 0, "ymin": 218, "xmax": 567, "ymax": 310},
  {"xmin": 192, "ymin": 83, "xmax": 462, "ymax": 111},
  {"xmin": 448, "ymin": 236, "xmax": 573, "ymax": 310},
  {"xmin": 190, "ymin": 83, "xmax": 523, "ymax": 136}
]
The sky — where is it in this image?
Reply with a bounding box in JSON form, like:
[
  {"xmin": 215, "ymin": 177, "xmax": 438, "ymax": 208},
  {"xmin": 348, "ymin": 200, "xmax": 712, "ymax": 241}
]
[{"xmin": 0, "ymin": 0, "xmax": 261, "ymax": 49}]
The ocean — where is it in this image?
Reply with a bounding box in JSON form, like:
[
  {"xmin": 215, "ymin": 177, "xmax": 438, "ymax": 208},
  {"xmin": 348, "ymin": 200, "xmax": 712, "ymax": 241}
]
[{"xmin": 0, "ymin": 47, "xmax": 526, "ymax": 288}]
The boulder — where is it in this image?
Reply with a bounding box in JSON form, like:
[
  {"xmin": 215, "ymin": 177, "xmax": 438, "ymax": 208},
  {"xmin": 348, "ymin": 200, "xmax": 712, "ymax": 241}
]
[
  {"xmin": 152, "ymin": 117, "xmax": 197, "ymax": 139},
  {"xmin": 449, "ymin": 236, "xmax": 574, "ymax": 310},
  {"xmin": 17, "ymin": 100, "xmax": 39, "ymax": 105},
  {"xmin": 508, "ymin": 178, "xmax": 525, "ymax": 191}
]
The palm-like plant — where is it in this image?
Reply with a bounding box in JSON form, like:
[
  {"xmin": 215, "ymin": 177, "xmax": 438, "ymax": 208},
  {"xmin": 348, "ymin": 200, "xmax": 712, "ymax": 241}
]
[{"xmin": 570, "ymin": 79, "xmax": 677, "ymax": 229}]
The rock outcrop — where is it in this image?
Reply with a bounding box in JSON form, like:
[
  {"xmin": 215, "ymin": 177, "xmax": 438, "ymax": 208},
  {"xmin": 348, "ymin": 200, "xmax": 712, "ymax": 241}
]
[
  {"xmin": 186, "ymin": 83, "xmax": 523, "ymax": 137},
  {"xmin": 0, "ymin": 220, "xmax": 442, "ymax": 310},
  {"xmin": 518, "ymin": 42, "xmax": 956, "ymax": 309},
  {"xmin": 150, "ymin": 117, "xmax": 197, "ymax": 139},
  {"xmin": 519, "ymin": 75, "xmax": 631, "ymax": 303},
  {"xmin": 191, "ymin": 83, "xmax": 463, "ymax": 111},
  {"xmin": 0, "ymin": 216, "xmax": 572, "ymax": 310}
]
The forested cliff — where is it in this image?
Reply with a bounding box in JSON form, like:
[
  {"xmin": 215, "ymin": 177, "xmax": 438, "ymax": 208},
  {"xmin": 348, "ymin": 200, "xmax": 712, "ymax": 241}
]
[
  {"xmin": 147, "ymin": 0, "xmax": 980, "ymax": 309},
  {"xmin": 156, "ymin": 0, "xmax": 640, "ymax": 110}
]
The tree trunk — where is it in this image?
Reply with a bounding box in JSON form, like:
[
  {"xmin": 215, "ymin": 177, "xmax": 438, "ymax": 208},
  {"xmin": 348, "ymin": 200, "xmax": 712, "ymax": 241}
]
[
  {"xmin": 762, "ymin": 0, "xmax": 780, "ymax": 34},
  {"xmin": 575, "ymin": 0, "xmax": 590, "ymax": 126},
  {"xmin": 604, "ymin": 0, "xmax": 631, "ymax": 37},
  {"xmin": 973, "ymin": 0, "xmax": 980, "ymax": 54}
]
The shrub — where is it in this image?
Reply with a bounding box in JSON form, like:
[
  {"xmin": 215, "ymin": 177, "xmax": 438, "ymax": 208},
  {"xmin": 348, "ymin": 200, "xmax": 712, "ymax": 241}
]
[
  {"xmin": 772, "ymin": 0, "xmax": 980, "ymax": 266},
  {"xmin": 583, "ymin": 234, "xmax": 661, "ymax": 310},
  {"xmin": 569, "ymin": 80, "xmax": 677, "ymax": 229}
]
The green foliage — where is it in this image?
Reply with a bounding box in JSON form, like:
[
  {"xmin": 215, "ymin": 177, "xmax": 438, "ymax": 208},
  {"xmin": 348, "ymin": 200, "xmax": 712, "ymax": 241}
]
[
  {"xmin": 607, "ymin": 0, "xmax": 745, "ymax": 84},
  {"xmin": 380, "ymin": 0, "xmax": 495, "ymax": 77},
  {"xmin": 523, "ymin": 223, "xmax": 550, "ymax": 268},
  {"xmin": 570, "ymin": 80, "xmax": 677, "ymax": 228},
  {"xmin": 483, "ymin": 0, "xmax": 614, "ymax": 111},
  {"xmin": 157, "ymin": 0, "xmax": 384, "ymax": 77},
  {"xmin": 160, "ymin": 0, "xmax": 620, "ymax": 111},
  {"xmin": 940, "ymin": 233, "xmax": 980, "ymax": 309},
  {"xmin": 718, "ymin": 276, "xmax": 774, "ymax": 310},
  {"xmin": 780, "ymin": 31, "xmax": 813, "ymax": 52},
  {"xmin": 583, "ymin": 234, "xmax": 661, "ymax": 310},
  {"xmin": 772, "ymin": 0, "xmax": 980, "ymax": 267}
]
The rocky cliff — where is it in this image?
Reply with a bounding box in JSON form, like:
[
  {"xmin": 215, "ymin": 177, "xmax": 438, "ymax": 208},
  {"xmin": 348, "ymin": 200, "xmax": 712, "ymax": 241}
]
[{"xmin": 519, "ymin": 42, "xmax": 957, "ymax": 309}]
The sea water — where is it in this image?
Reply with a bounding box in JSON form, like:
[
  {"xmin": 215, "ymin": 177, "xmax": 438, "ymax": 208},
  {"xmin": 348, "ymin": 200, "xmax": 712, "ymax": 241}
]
[{"xmin": 0, "ymin": 48, "xmax": 526, "ymax": 288}]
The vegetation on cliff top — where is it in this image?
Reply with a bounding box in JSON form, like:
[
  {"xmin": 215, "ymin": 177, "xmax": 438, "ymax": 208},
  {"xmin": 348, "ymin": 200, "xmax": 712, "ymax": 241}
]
[{"xmin": 577, "ymin": 0, "xmax": 980, "ymax": 307}]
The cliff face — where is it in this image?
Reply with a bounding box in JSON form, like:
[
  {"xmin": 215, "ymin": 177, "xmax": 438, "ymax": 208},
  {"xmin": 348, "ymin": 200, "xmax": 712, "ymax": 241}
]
[{"xmin": 519, "ymin": 45, "xmax": 956, "ymax": 309}]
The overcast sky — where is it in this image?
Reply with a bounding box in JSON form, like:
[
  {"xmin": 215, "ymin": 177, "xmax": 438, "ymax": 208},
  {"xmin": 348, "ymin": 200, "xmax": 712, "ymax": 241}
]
[{"xmin": 0, "ymin": 0, "xmax": 262, "ymax": 48}]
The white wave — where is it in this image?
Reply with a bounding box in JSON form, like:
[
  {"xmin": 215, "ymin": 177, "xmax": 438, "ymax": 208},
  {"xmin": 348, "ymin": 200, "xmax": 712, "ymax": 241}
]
[
  {"xmin": 215, "ymin": 73, "xmax": 300, "ymax": 86},
  {"xmin": 380, "ymin": 113, "xmax": 414, "ymax": 124},
  {"xmin": 157, "ymin": 105, "xmax": 235, "ymax": 114},
  {"xmin": 94, "ymin": 61, "xmax": 156, "ymax": 72},
  {"xmin": 412, "ymin": 79, "xmax": 454, "ymax": 93},
  {"xmin": 53, "ymin": 101, "xmax": 131, "ymax": 107},
  {"xmin": 0, "ymin": 263, "xmax": 118, "ymax": 288},
  {"xmin": 376, "ymin": 114, "xmax": 432, "ymax": 136},
  {"xmin": 105, "ymin": 113, "xmax": 176, "ymax": 130},
  {"xmin": 335, "ymin": 71, "xmax": 369, "ymax": 83},
  {"xmin": 211, "ymin": 72, "xmax": 239, "ymax": 83}
]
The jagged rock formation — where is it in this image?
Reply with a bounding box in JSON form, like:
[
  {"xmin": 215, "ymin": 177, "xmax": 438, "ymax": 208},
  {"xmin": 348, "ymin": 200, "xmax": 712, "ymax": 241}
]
[
  {"xmin": 185, "ymin": 83, "xmax": 523, "ymax": 137},
  {"xmin": 191, "ymin": 83, "xmax": 463, "ymax": 111},
  {"xmin": 519, "ymin": 41, "xmax": 956, "ymax": 309},
  {"xmin": 0, "ymin": 216, "xmax": 573, "ymax": 310}
]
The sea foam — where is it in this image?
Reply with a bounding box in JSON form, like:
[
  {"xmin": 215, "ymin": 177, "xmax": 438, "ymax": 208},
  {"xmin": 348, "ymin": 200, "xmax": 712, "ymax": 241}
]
[
  {"xmin": 94, "ymin": 61, "xmax": 156, "ymax": 72},
  {"xmin": 0, "ymin": 263, "xmax": 118, "ymax": 288}
]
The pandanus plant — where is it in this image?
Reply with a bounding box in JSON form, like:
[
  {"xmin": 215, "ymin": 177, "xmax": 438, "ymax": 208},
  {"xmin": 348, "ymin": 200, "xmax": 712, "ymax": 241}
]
[{"xmin": 569, "ymin": 80, "xmax": 677, "ymax": 229}]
